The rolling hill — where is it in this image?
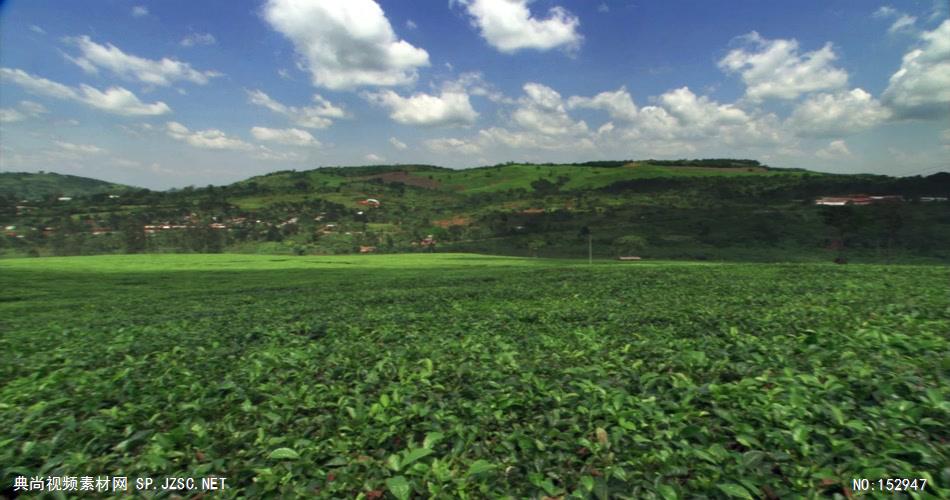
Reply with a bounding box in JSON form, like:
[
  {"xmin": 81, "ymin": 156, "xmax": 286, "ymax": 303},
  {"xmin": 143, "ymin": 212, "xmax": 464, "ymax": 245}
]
[
  {"xmin": 1, "ymin": 160, "xmax": 948, "ymax": 262},
  {"xmin": 0, "ymin": 171, "xmax": 136, "ymax": 200}
]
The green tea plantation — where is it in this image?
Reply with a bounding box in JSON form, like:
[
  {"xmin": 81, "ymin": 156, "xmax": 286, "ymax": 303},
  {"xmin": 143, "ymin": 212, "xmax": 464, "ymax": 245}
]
[{"xmin": 1, "ymin": 254, "xmax": 948, "ymax": 499}]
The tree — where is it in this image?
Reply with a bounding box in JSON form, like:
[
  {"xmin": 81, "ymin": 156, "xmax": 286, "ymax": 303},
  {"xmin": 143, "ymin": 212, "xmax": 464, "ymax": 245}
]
[
  {"xmin": 526, "ymin": 236, "xmax": 545, "ymax": 257},
  {"xmin": 820, "ymin": 206, "xmax": 861, "ymax": 260},
  {"xmin": 530, "ymin": 178, "xmax": 559, "ymax": 195},
  {"xmin": 121, "ymin": 215, "xmax": 147, "ymax": 253},
  {"xmin": 613, "ymin": 235, "xmax": 647, "ymax": 256}
]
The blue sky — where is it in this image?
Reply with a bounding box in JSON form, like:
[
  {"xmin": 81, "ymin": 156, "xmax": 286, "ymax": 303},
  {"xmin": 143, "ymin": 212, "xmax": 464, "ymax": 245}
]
[{"xmin": 1, "ymin": 0, "xmax": 948, "ymax": 189}]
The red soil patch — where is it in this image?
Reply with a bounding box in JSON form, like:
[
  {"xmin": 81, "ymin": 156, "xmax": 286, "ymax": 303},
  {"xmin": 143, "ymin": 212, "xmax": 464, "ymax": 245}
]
[{"xmin": 433, "ymin": 215, "xmax": 471, "ymax": 228}]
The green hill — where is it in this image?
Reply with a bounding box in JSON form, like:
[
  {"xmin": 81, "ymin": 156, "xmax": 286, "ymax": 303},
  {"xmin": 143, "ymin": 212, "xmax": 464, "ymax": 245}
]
[
  {"xmin": 0, "ymin": 171, "xmax": 135, "ymax": 200},
  {"xmin": 2, "ymin": 160, "xmax": 949, "ymax": 262}
]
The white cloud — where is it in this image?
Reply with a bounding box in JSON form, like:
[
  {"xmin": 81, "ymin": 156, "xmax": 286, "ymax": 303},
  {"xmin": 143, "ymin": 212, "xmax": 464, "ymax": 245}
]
[
  {"xmin": 64, "ymin": 36, "xmax": 221, "ymax": 86},
  {"xmin": 29, "ymin": 25, "xmax": 46, "ymax": 35},
  {"xmin": 510, "ymin": 82, "xmax": 589, "ymax": 137},
  {"xmin": 450, "ymin": 71, "xmax": 512, "ymax": 103},
  {"xmin": 567, "ymin": 86, "xmax": 638, "ymax": 121},
  {"xmin": 659, "ymin": 87, "xmax": 749, "ymax": 129},
  {"xmin": 888, "ymin": 14, "xmax": 917, "ymax": 34},
  {"xmin": 406, "ymin": 19, "xmax": 417, "ymax": 30},
  {"xmin": 55, "ymin": 141, "xmax": 105, "ymax": 155},
  {"xmin": 180, "ymin": 32, "xmax": 217, "ymax": 47},
  {"xmin": 19, "ymin": 101, "xmax": 48, "ymax": 115},
  {"xmin": 263, "ymin": 0, "xmax": 429, "ymax": 90},
  {"xmin": 425, "ymin": 137, "xmax": 482, "ymax": 155},
  {"xmin": 363, "ymin": 88, "xmax": 479, "ymax": 126},
  {"xmin": 873, "ymin": 6, "xmax": 918, "ymax": 34},
  {"xmin": 255, "ymin": 145, "xmax": 305, "ymax": 161},
  {"xmin": 410, "ymin": 82, "xmax": 791, "ymax": 160},
  {"xmin": 1, "ymin": 67, "xmax": 76, "ymax": 99},
  {"xmin": 250, "ymin": 126, "xmax": 320, "ymax": 146},
  {"xmin": 389, "ymin": 137, "xmax": 409, "ymax": 150},
  {"xmin": 0, "ymin": 101, "xmax": 48, "ymax": 123},
  {"xmin": 131, "ymin": 6, "xmax": 148, "ymax": 17},
  {"xmin": 597, "ymin": 3, "xmax": 609, "ymax": 13},
  {"xmin": 816, "ymin": 139, "xmax": 853, "ymax": 159},
  {"xmin": 78, "ymin": 85, "xmax": 172, "ymax": 116},
  {"xmin": 166, "ymin": 121, "xmax": 254, "ymax": 150},
  {"xmin": 365, "ymin": 153, "xmax": 385, "ymax": 162},
  {"xmin": 456, "ymin": 0, "xmax": 582, "ymax": 53},
  {"xmin": 247, "ymin": 89, "xmax": 345, "ymax": 129},
  {"xmin": 788, "ymin": 88, "xmax": 891, "ymax": 137},
  {"xmin": 0, "ymin": 109, "xmax": 25, "ymax": 123},
  {"xmin": 0, "ymin": 67, "xmax": 171, "ymax": 116},
  {"xmin": 882, "ymin": 20, "xmax": 950, "ymax": 119},
  {"xmin": 718, "ymin": 32, "xmax": 848, "ymax": 100},
  {"xmin": 873, "ymin": 6, "xmax": 898, "ymax": 18}
]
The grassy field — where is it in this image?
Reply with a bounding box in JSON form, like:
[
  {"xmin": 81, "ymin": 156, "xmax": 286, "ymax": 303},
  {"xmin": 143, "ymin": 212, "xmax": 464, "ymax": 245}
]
[{"xmin": 1, "ymin": 254, "xmax": 948, "ymax": 498}]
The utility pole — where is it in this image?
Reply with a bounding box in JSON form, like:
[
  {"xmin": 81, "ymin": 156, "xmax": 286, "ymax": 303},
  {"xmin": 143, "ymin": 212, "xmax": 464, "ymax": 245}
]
[{"xmin": 579, "ymin": 226, "xmax": 592, "ymax": 265}]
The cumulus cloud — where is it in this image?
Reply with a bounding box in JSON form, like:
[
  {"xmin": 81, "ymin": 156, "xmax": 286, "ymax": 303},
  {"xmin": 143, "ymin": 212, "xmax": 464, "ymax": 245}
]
[
  {"xmin": 78, "ymin": 85, "xmax": 173, "ymax": 116},
  {"xmin": 363, "ymin": 87, "xmax": 479, "ymax": 127},
  {"xmin": 450, "ymin": 71, "xmax": 512, "ymax": 103},
  {"xmin": 432, "ymin": 83, "xmax": 594, "ymax": 153},
  {"xmin": 816, "ymin": 139, "xmax": 853, "ymax": 159},
  {"xmin": 425, "ymin": 137, "xmax": 482, "ymax": 154},
  {"xmin": 567, "ymin": 86, "xmax": 638, "ymax": 121},
  {"xmin": 180, "ymin": 32, "xmax": 217, "ymax": 47},
  {"xmin": 365, "ymin": 153, "xmax": 385, "ymax": 162},
  {"xmin": 512, "ymin": 82, "xmax": 588, "ymax": 136},
  {"xmin": 131, "ymin": 5, "xmax": 148, "ymax": 17},
  {"xmin": 410, "ymin": 82, "xmax": 788, "ymax": 159},
  {"xmin": 718, "ymin": 32, "xmax": 848, "ymax": 100},
  {"xmin": 263, "ymin": 0, "xmax": 429, "ymax": 90},
  {"xmin": 64, "ymin": 36, "xmax": 221, "ymax": 86},
  {"xmin": 389, "ymin": 137, "xmax": 409, "ymax": 150},
  {"xmin": 788, "ymin": 88, "xmax": 890, "ymax": 137},
  {"xmin": 881, "ymin": 20, "xmax": 950, "ymax": 119},
  {"xmin": 166, "ymin": 121, "xmax": 254, "ymax": 150},
  {"xmin": 614, "ymin": 87, "xmax": 784, "ymax": 148},
  {"xmin": 658, "ymin": 87, "xmax": 748, "ymax": 130},
  {"xmin": 456, "ymin": 0, "xmax": 582, "ymax": 53},
  {"xmin": 1, "ymin": 67, "xmax": 171, "ymax": 116},
  {"xmin": 250, "ymin": 126, "xmax": 320, "ymax": 146},
  {"xmin": 247, "ymin": 89, "xmax": 345, "ymax": 129}
]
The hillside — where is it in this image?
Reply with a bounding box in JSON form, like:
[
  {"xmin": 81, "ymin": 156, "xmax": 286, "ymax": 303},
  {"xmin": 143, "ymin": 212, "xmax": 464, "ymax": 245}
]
[
  {"xmin": 0, "ymin": 171, "xmax": 135, "ymax": 200},
  {"xmin": 1, "ymin": 160, "xmax": 949, "ymax": 262}
]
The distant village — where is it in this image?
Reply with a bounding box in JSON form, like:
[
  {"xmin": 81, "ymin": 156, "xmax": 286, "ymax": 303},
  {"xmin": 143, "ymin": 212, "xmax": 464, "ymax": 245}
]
[
  {"xmin": 813, "ymin": 194, "xmax": 947, "ymax": 206},
  {"xmin": 4, "ymin": 196, "xmax": 443, "ymax": 252},
  {"xmin": 5, "ymin": 192, "xmax": 950, "ymax": 243}
]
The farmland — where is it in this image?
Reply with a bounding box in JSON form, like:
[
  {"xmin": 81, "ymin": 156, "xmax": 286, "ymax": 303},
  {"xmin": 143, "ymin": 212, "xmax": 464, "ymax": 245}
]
[{"xmin": 1, "ymin": 254, "xmax": 948, "ymax": 498}]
